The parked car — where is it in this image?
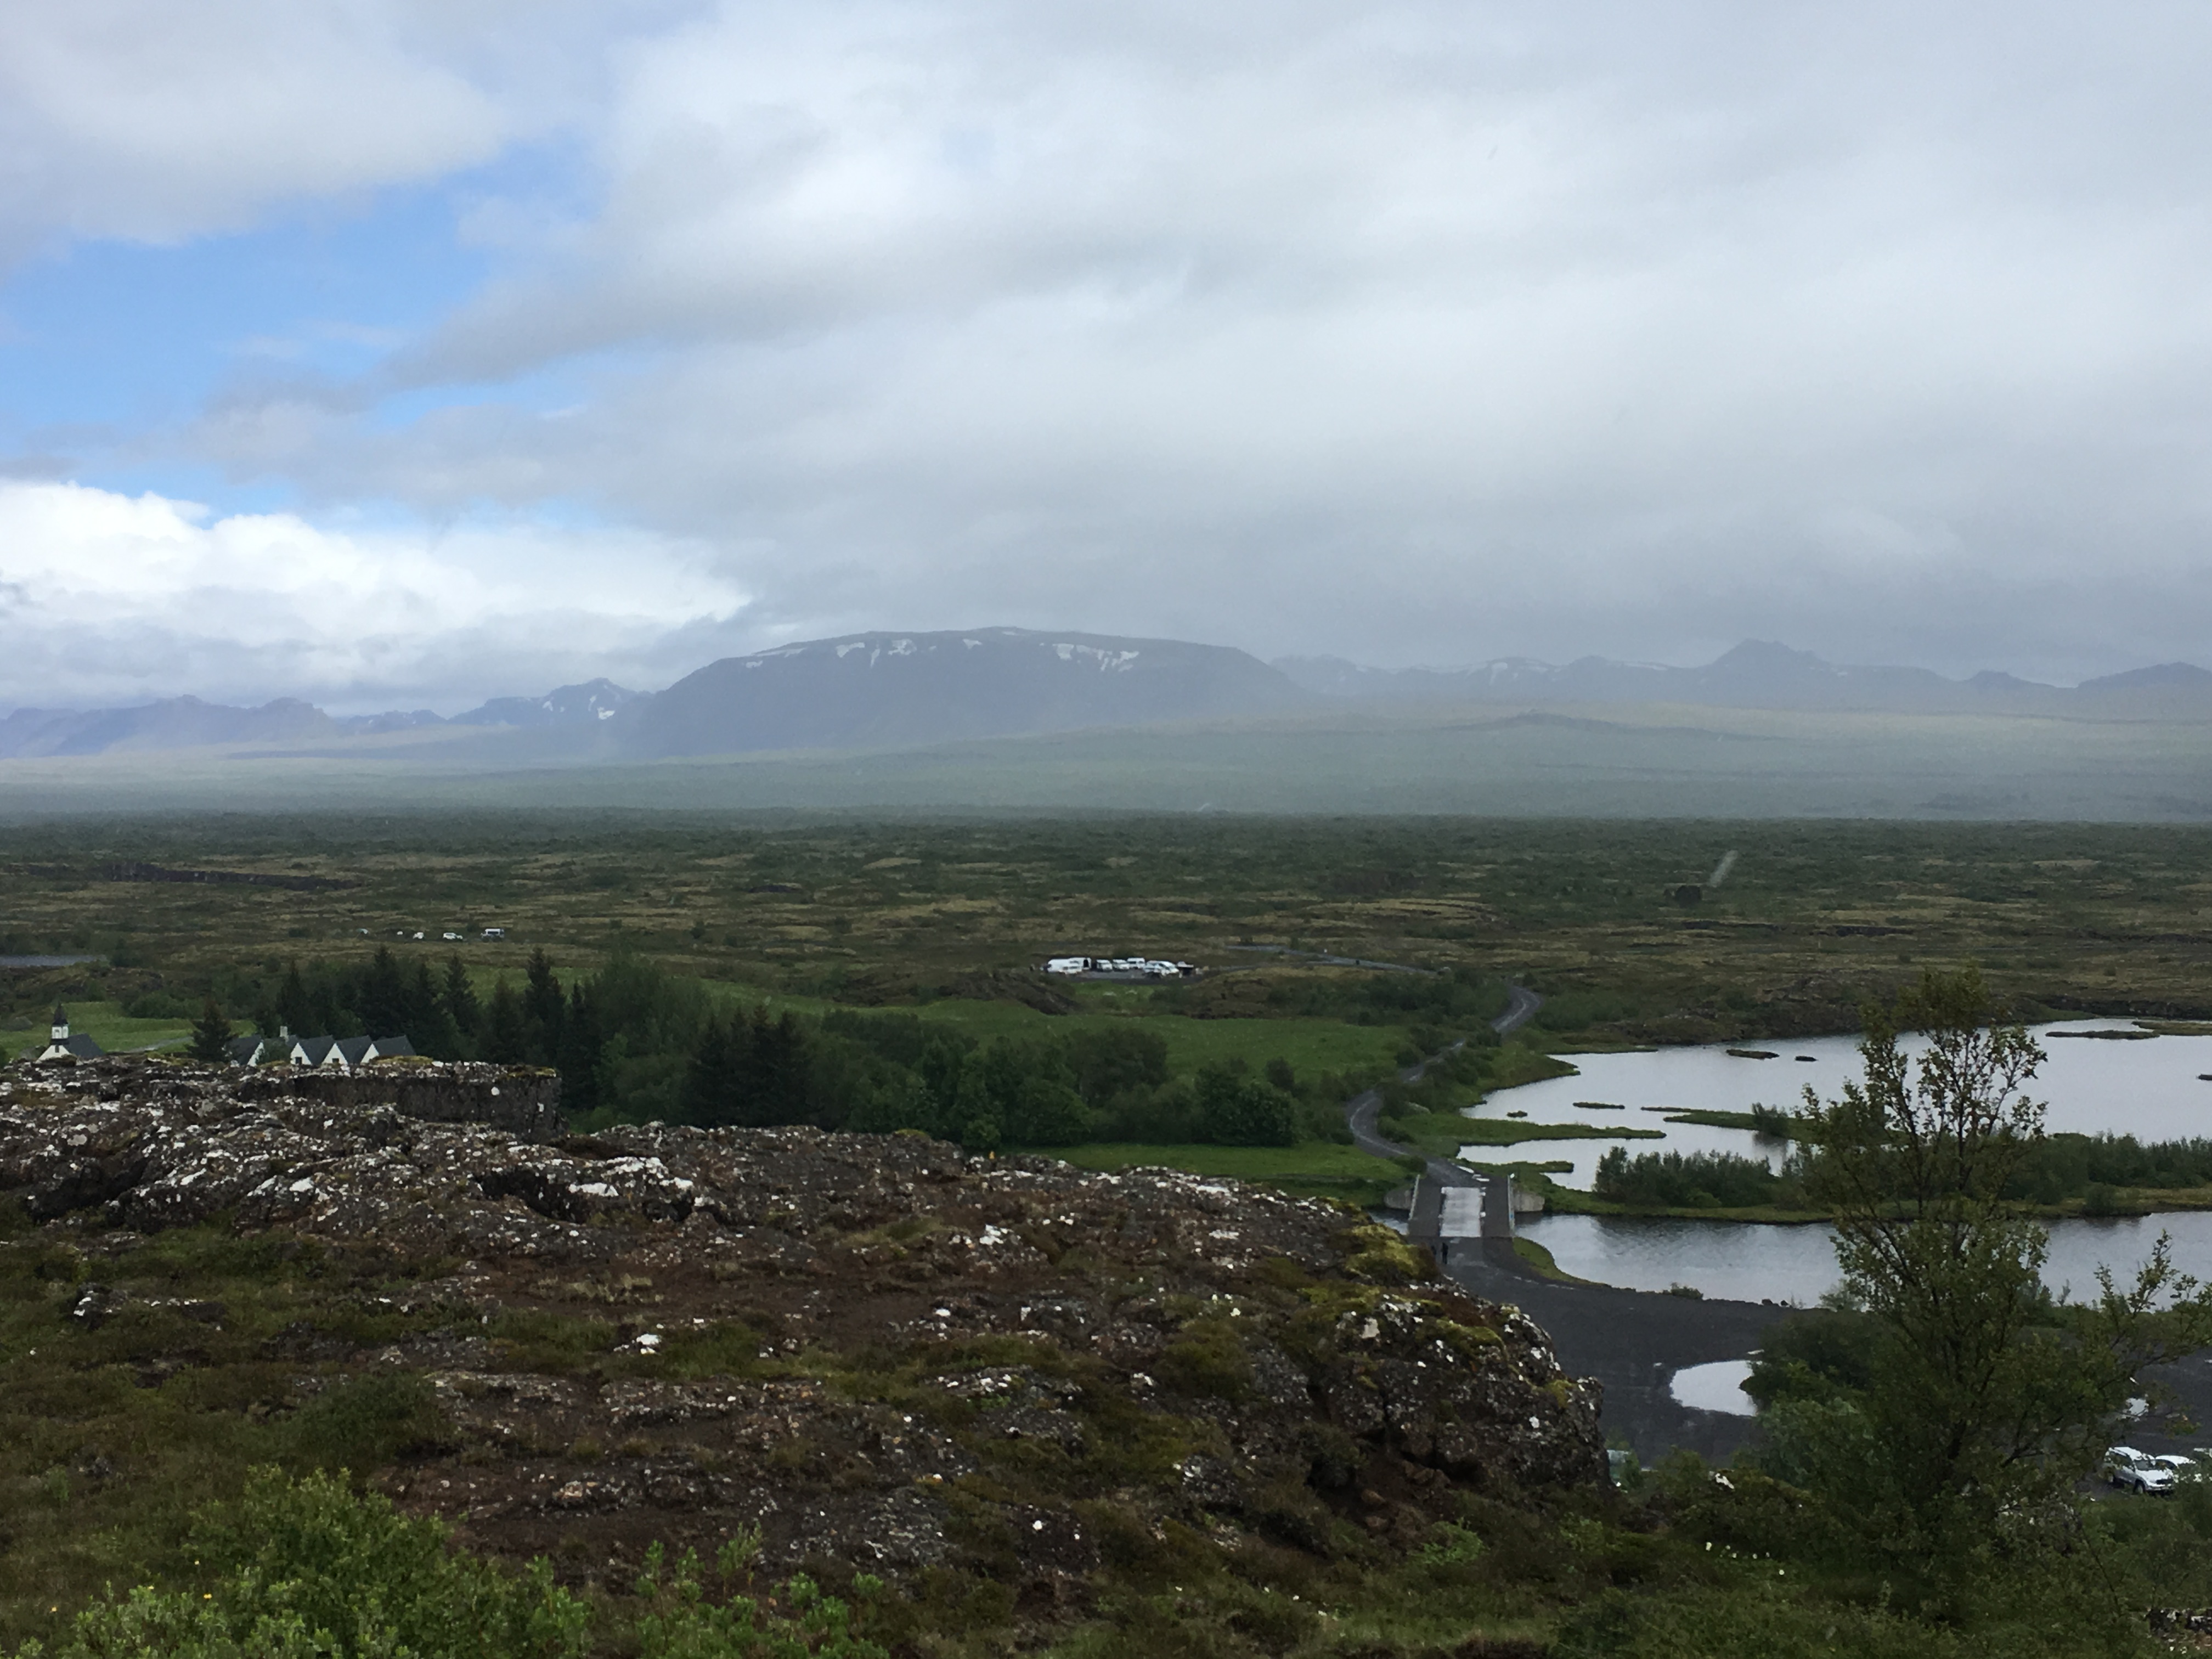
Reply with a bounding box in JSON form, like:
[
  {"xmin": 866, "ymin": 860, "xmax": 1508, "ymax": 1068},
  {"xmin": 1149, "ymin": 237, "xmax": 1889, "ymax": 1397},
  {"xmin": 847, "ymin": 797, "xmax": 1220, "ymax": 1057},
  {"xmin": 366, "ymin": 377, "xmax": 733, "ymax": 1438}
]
[
  {"xmin": 2154, "ymin": 1453, "xmax": 2204, "ymax": 1484},
  {"xmin": 2106, "ymin": 1447, "xmax": 2177, "ymax": 1494}
]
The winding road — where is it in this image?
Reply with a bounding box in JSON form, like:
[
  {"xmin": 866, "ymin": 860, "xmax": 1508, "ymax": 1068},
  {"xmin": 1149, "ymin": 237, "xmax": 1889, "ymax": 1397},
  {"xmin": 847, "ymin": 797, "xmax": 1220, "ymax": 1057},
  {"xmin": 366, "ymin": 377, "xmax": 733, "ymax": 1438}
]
[{"xmin": 1345, "ymin": 983, "xmax": 1544, "ymax": 1192}]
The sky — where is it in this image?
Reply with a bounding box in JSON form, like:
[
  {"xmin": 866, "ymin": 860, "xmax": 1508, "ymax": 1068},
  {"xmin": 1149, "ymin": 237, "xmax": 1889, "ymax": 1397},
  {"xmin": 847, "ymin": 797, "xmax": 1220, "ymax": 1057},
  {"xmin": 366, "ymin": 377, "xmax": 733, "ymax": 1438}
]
[{"xmin": 4, "ymin": 0, "xmax": 2212, "ymax": 713}]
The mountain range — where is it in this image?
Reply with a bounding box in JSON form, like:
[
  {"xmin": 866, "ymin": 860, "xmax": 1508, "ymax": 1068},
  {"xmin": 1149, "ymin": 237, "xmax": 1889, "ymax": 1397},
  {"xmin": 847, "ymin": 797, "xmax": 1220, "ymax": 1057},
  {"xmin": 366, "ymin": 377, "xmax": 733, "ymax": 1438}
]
[
  {"xmin": 1273, "ymin": 640, "xmax": 2212, "ymax": 719},
  {"xmin": 3, "ymin": 634, "xmax": 2209, "ymax": 762}
]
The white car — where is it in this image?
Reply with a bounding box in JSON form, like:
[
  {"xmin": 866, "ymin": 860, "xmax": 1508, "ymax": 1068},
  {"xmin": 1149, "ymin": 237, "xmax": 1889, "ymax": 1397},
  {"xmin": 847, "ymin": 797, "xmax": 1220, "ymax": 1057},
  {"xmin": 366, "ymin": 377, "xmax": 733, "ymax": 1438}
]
[
  {"xmin": 2154, "ymin": 1453, "xmax": 2203, "ymax": 1484},
  {"xmin": 2106, "ymin": 1447, "xmax": 2177, "ymax": 1494}
]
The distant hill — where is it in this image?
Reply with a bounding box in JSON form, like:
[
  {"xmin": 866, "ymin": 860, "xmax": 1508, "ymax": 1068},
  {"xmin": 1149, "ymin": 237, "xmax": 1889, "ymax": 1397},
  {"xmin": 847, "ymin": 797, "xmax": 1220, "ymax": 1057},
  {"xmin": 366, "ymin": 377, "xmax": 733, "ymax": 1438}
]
[
  {"xmin": 450, "ymin": 679, "xmax": 641, "ymax": 729},
  {"xmin": 620, "ymin": 628, "xmax": 1308, "ymax": 758},
  {"xmin": 0, "ymin": 679, "xmax": 642, "ymax": 759},
  {"xmin": 1274, "ymin": 641, "xmax": 2212, "ymax": 718},
  {"xmin": 0, "ymin": 696, "xmax": 338, "ymax": 758}
]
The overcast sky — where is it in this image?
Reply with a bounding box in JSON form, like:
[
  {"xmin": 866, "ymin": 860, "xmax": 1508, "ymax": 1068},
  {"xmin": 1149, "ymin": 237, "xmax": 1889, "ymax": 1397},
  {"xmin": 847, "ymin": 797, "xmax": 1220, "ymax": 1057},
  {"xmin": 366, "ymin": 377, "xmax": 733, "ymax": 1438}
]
[{"xmin": 4, "ymin": 0, "xmax": 2211, "ymax": 712}]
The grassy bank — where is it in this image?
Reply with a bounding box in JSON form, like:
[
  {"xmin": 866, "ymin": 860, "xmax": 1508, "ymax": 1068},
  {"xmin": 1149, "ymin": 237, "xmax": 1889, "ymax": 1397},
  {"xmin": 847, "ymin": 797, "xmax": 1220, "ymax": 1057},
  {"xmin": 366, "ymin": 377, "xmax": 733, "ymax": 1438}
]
[
  {"xmin": 0, "ymin": 1000, "xmax": 193, "ymax": 1059},
  {"xmin": 1044, "ymin": 1139, "xmax": 1407, "ymax": 1204},
  {"xmin": 1510, "ymin": 1235, "xmax": 1602, "ymax": 1285}
]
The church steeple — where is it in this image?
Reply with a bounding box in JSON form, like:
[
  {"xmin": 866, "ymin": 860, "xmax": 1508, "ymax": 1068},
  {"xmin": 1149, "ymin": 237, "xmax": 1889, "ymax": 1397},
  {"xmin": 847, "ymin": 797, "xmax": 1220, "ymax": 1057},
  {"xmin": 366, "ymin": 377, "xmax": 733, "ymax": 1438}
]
[{"xmin": 50, "ymin": 1004, "xmax": 67, "ymax": 1042}]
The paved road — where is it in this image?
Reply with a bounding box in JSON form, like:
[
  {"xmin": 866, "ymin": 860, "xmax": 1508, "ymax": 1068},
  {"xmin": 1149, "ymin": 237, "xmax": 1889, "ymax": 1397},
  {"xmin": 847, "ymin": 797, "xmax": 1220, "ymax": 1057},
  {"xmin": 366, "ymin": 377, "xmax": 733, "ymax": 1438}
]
[
  {"xmin": 1344, "ymin": 983, "xmax": 1545, "ymax": 1190},
  {"xmin": 1338, "ymin": 986, "xmax": 1802, "ymax": 1460}
]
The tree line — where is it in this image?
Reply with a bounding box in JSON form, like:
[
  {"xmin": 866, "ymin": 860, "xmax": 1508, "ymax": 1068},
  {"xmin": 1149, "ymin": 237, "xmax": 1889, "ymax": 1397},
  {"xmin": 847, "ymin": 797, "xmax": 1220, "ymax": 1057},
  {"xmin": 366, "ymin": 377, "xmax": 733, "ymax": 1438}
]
[
  {"xmin": 1594, "ymin": 1120, "xmax": 2212, "ymax": 1211},
  {"xmin": 193, "ymin": 949, "xmax": 1356, "ymax": 1151}
]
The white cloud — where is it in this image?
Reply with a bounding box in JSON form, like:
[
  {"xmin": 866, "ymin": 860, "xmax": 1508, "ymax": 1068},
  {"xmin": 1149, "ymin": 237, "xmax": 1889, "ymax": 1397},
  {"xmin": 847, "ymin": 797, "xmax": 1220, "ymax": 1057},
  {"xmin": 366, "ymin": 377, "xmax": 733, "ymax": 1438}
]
[
  {"xmin": 0, "ymin": 481, "xmax": 745, "ymax": 710},
  {"xmin": 28, "ymin": 1, "xmax": 2212, "ymax": 686},
  {"xmin": 0, "ymin": 0, "xmax": 664, "ymax": 256}
]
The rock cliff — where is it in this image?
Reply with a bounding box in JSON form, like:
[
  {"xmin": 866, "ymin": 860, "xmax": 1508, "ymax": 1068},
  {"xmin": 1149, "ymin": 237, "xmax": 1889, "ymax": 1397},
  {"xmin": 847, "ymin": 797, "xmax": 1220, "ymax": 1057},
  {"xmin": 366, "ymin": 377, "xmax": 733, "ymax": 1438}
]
[{"xmin": 0, "ymin": 1057, "xmax": 1602, "ymax": 1617}]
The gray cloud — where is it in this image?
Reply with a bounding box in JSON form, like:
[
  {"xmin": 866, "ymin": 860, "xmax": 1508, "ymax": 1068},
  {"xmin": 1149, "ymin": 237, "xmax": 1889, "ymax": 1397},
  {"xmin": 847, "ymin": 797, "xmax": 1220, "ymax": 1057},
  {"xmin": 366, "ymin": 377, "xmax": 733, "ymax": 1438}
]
[{"xmin": 40, "ymin": 0, "xmax": 2212, "ymax": 692}]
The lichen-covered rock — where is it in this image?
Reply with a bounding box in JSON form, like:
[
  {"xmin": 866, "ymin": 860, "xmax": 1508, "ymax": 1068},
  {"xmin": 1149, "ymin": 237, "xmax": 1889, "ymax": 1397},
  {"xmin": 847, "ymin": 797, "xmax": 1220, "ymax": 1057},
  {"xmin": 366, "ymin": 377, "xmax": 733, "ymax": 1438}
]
[
  {"xmin": 239, "ymin": 1061, "xmax": 565, "ymax": 1142},
  {"xmin": 0, "ymin": 1056, "xmax": 1605, "ymax": 1588}
]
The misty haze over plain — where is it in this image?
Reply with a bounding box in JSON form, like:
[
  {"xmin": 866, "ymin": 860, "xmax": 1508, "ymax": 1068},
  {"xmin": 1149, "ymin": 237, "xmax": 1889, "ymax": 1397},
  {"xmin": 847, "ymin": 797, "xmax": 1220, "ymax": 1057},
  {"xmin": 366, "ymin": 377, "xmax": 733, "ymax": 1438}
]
[{"xmin": 3, "ymin": 2, "xmax": 2210, "ymax": 714}]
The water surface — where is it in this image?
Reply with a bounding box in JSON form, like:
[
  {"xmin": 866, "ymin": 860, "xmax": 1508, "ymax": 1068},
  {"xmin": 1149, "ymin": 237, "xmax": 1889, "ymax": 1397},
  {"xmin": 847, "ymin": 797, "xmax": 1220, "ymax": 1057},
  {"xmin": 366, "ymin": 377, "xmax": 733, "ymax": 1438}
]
[
  {"xmin": 1464, "ymin": 1022, "xmax": 2212, "ymax": 1190},
  {"xmin": 1522, "ymin": 1207, "xmax": 2212, "ymax": 1304}
]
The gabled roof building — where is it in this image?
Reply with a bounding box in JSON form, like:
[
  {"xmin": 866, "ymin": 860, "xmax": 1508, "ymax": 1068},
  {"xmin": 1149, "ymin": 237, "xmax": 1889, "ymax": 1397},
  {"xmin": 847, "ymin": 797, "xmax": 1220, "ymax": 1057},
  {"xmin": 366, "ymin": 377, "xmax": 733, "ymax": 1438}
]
[
  {"xmin": 35, "ymin": 1005, "xmax": 103, "ymax": 1064},
  {"xmin": 286, "ymin": 1034, "xmax": 417, "ymax": 1070}
]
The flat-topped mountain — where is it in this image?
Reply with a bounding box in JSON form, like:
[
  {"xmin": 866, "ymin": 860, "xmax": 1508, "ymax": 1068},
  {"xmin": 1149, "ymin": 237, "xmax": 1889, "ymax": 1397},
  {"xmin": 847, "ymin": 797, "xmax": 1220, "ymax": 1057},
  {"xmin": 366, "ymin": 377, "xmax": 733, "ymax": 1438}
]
[{"xmin": 620, "ymin": 628, "xmax": 1308, "ymax": 757}]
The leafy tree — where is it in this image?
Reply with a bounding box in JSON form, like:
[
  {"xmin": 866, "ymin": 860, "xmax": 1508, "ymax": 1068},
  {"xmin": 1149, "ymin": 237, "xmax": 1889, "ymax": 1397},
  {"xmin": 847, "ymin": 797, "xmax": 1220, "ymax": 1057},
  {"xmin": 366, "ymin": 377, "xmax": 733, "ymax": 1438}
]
[
  {"xmin": 972, "ymin": 1038, "xmax": 1090, "ymax": 1146},
  {"xmin": 849, "ymin": 1070, "xmax": 942, "ymax": 1137},
  {"xmin": 1780, "ymin": 967, "xmax": 2212, "ymax": 1580},
  {"xmin": 1195, "ymin": 1062, "xmax": 1296, "ymax": 1147},
  {"xmin": 1595, "ymin": 1147, "xmax": 1791, "ymax": 1209},
  {"xmin": 188, "ymin": 998, "xmax": 233, "ymax": 1063},
  {"xmin": 1063, "ymin": 1026, "xmax": 1170, "ymax": 1105}
]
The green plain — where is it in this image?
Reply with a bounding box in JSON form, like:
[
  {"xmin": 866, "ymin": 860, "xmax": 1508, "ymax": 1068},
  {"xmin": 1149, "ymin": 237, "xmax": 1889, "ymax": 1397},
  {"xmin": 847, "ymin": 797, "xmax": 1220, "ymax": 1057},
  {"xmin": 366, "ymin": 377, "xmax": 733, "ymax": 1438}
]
[
  {"xmin": 907, "ymin": 997, "xmax": 1408, "ymax": 1076},
  {"xmin": 1045, "ymin": 1139, "xmax": 1404, "ymax": 1204}
]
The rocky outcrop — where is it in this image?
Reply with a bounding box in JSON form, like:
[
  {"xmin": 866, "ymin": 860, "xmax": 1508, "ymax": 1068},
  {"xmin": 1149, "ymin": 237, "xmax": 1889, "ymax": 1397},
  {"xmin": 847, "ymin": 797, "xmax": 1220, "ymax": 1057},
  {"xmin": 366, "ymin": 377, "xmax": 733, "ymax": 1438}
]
[
  {"xmin": 0, "ymin": 1057, "xmax": 1604, "ymax": 1592},
  {"xmin": 236, "ymin": 1060, "xmax": 564, "ymax": 1142}
]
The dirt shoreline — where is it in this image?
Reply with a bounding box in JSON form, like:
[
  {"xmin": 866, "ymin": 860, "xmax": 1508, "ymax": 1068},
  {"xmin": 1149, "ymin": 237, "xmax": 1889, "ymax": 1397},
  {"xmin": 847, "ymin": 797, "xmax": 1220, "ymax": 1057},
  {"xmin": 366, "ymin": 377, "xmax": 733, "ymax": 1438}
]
[{"xmin": 1442, "ymin": 1237, "xmax": 1781, "ymax": 1464}]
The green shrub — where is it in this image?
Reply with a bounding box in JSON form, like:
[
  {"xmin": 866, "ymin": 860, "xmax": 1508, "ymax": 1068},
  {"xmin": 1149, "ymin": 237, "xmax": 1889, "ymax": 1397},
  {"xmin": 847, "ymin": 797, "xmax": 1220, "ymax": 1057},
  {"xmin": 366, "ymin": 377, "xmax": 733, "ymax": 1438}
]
[
  {"xmin": 19, "ymin": 1468, "xmax": 586, "ymax": 1659},
  {"xmin": 633, "ymin": 1537, "xmax": 886, "ymax": 1659},
  {"xmin": 1594, "ymin": 1148, "xmax": 1788, "ymax": 1209}
]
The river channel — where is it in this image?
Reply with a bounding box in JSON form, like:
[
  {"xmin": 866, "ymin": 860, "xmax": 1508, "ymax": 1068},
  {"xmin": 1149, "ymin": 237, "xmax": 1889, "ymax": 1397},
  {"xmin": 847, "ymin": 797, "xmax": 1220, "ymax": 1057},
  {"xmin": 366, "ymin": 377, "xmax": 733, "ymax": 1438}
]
[{"xmin": 1469, "ymin": 1020, "xmax": 2212, "ymax": 1301}]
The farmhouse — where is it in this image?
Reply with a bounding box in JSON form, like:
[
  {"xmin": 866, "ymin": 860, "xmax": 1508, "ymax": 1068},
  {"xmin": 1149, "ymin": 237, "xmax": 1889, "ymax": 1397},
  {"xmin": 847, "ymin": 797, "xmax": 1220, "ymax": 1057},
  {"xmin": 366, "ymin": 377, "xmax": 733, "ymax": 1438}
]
[
  {"xmin": 224, "ymin": 1034, "xmax": 284, "ymax": 1066},
  {"xmin": 284, "ymin": 1034, "xmax": 417, "ymax": 1069}
]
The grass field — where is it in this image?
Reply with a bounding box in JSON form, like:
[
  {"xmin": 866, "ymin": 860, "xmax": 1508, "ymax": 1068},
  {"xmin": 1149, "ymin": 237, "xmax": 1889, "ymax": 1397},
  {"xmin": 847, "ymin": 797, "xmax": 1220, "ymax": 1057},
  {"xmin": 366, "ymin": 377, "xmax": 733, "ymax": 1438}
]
[
  {"xmin": 3, "ymin": 813, "xmax": 2210, "ymax": 1078},
  {"xmin": 1046, "ymin": 1140, "xmax": 1407, "ymax": 1204},
  {"xmin": 903, "ymin": 996, "xmax": 1412, "ymax": 1076},
  {"xmin": 0, "ymin": 1000, "xmax": 195, "ymax": 1058}
]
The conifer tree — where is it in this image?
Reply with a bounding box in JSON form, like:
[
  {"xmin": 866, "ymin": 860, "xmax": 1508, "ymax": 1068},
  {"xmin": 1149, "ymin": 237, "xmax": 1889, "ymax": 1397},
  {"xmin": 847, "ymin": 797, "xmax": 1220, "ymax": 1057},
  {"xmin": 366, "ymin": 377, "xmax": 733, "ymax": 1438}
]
[
  {"xmin": 441, "ymin": 955, "xmax": 481, "ymax": 1043},
  {"xmin": 357, "ymin": 946, "xmax": 409, "ymax": 1037},
  {"xmin": 275, "ymin": 960, "xmax": 313, "ymax": 1036},
  {"xmin": 682, "ymin": 1014, "xmax": 733, "ymax": 1125},
  {"xmin": 189, "ymin": 997, "xmax": 233, "ymax": 1062},
  {"xmin": 522, "ymin": 949, "xmax": 565, "ymax": 1063},
  {"xmin": 484, "ymin": 979, "xmax": 528, "ymax": 1064},
  {"xmin": 557, "ymin": 982, "xmax": 604, "ymax": 1114}
]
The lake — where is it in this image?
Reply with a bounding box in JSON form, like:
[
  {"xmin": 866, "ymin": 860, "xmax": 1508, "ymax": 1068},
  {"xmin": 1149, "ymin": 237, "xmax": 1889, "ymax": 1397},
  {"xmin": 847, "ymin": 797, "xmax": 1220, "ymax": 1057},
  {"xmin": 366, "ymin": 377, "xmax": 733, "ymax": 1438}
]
[
  {"xmin": 1463, "ymin": 1020, "xmax": 2212, "ymax": 1191},
  {"xmin": 1472, "ymin": 1021, "xmax": 2212, "ymax": 1300},
  {"xmin": 1519, "ymin": 1207, "xmax": 2212, "ymax": 1305}
]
